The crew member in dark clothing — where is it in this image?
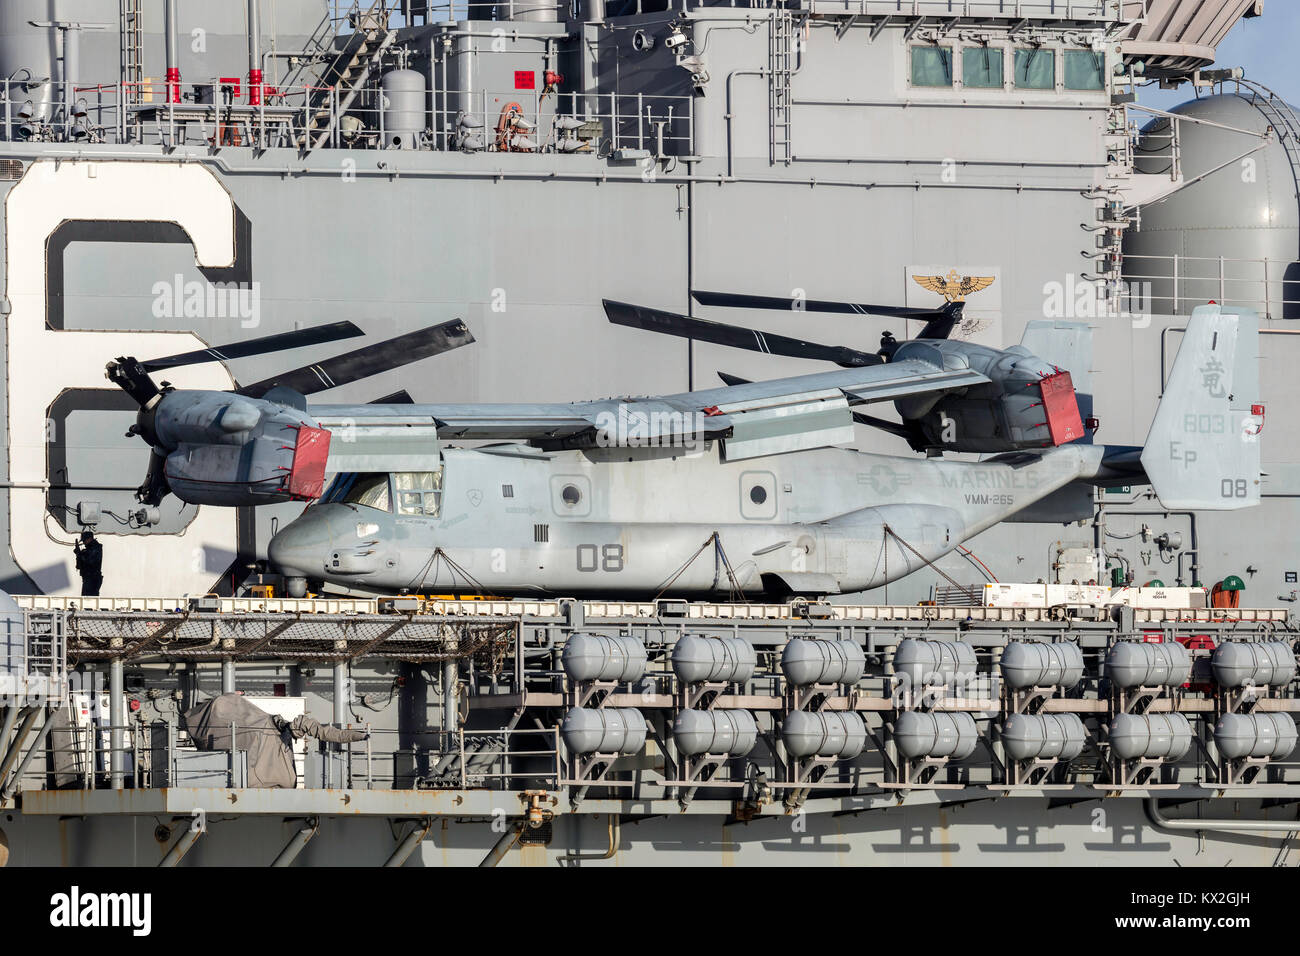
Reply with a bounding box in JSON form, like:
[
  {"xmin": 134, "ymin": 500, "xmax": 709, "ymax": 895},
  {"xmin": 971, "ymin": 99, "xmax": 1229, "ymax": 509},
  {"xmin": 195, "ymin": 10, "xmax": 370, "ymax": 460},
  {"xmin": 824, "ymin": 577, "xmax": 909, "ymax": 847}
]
[{"xmin": 74, "ymin": 531, "xmax": 103, "ymax": 596}]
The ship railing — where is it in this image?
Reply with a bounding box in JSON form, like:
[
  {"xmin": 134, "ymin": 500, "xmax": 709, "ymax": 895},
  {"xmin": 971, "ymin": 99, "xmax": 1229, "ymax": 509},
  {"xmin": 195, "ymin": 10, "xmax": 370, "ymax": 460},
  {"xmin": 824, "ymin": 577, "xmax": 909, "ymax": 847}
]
[
  {"xmin": 331, "ymin": 0, "xmax": 1133, "ymax": 20},
  {"xmin": 799, "ymin": 0, "xmax": 1125, "ymax": 20},
  {"xmin": 342, "ymin": 726, "xmax": 562, "ymax": 790},
  {"xmin": 431, "ymin": 89, "xmax": 694, "ymax": 157},
  {"xmin": 0, "ymin": 80, "xmax": 695, "ymax": 158},
  {"xmin": 29, "ymin": 721, "xmax": 563, "ymax": 793},
  {"xmin": 1121, "ymin": 252, "xmax": 1300, "ymax": 320},
  {"xmin": 0, "ymin": 610, "xmax": 68, "ymax": 708}
]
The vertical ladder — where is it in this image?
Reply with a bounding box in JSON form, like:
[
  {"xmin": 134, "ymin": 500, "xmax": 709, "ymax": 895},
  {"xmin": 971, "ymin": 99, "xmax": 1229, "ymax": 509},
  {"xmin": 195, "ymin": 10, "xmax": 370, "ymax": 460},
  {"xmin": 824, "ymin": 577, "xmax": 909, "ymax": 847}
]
[
  {"xmin": 120, "ymin": 0, "xmax": 144, "ymax": 106},
  {"xmin": 1237, "ymin": 78, "xmax": 1300, "ymax": 206},
  {"xmin": 768, "ymin": 9, "xmax": 796, "ymax": 166}
]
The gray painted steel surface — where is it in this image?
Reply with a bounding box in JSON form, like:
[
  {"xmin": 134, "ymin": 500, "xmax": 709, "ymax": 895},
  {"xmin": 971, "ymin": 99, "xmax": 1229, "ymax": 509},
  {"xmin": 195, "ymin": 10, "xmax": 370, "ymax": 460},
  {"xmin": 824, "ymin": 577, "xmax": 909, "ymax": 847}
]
[
  {"xmin": 892, "ymin": 711, "xmax": 979, "ymax": 760},
  {"xmin": 671, "ymin": 634, "xmax": 757, "ymax": 684},
  {"xmin": 1105, "ymin": 641, "xmax": 1193, "ymax": 688},
  {"xmin": 561, "ymin": 633, "xmax": 647, "ymax": 682},
  {"xmin": 1001, "ymin": 713, "xmax": 1087, "ymax": 762},
  {"xmin": 0, "ymin": 0, "xmax": 1287, "ymax": 867},
  {"xmin": 1213, "ymin": 712, "xmax": 1298, "ymax": 760},
  {"xmin": 893, "ymin": 639, "xmax": 978, "ymax": 689},
  {"xmin": 672, "ymin": 708, "xmax": 758, "ymax": 756},
  {"xmin": 780, "ymin": 637, "xmax": 866, "ymax": 686},
  {"xmin": 1109, "ymin": 713, "xmax": 1194, "ymax": 761},
  {"xmin": 561, "ymin": 707, "xmax": 647, "ymax": 754},
  {"xmin": 781, "ymin": 710, "xmax": 867, "ymax": 759},
  {"xmin": 1212, "ymin": 640, "xmax": 1297, "ymax": 688},
  {"xmin": 999, "ymin": 641, "xmax": 1084, "ymax": 689}
]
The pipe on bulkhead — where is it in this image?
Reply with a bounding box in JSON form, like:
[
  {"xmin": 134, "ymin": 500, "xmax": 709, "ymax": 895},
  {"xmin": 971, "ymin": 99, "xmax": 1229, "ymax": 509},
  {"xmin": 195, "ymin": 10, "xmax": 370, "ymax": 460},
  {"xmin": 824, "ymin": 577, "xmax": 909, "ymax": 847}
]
[
  {"xmin": 109, "ymin": 657, "xmax": 124, "ymax": 790},
  {"xmin": 165, "ymin": 0, "xmax": 181, "ymax": 103},
  {"xmin": 333, "ymin": 661, "xmax": 347, "ymax": 726},
  {"xmin": 247, "ymin": 0, "xmax": 263, "ymax": 106}
]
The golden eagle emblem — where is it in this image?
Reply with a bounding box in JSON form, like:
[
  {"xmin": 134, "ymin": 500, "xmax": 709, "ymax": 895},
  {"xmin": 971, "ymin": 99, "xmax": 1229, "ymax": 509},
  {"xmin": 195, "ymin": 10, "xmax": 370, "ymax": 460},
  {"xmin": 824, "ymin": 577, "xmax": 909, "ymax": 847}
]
[{"xmin": 912, "ymin": 270, "xmax": 997, "ymax": 303}]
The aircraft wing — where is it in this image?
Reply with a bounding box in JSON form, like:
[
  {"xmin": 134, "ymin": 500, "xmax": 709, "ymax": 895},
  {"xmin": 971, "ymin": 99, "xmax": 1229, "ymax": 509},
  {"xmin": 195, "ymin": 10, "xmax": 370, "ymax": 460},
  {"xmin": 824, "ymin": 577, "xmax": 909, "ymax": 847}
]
[{"xmin": 311, "ymin": 359, "xmax": 987, "ymax": 463}]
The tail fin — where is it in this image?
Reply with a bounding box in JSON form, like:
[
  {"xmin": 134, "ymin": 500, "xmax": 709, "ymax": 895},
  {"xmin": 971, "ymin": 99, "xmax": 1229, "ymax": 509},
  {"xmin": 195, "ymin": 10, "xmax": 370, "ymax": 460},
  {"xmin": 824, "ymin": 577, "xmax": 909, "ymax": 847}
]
[{"xmin": 1139, "ymin": 305, "xmax": 1261, "ymax": 510}]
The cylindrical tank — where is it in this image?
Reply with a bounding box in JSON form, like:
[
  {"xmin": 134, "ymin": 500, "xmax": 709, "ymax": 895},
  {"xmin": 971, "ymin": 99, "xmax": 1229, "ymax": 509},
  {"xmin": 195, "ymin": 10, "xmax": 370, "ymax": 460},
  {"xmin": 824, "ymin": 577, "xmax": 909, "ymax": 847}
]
[
  {"xmin": 497, "ymin": 0, "xmax": 563, "ymax": 21},
  {"xmin": 781, "ymin": 638, "xmax": 865, "ymax": 687},
  {"xmin": 893, "ymin": 639, "xmax": 978, "ymax": 689},
  {"xmin": 1108, "ymin": 713, "xmax": 1193, "ymax": 761},
  {"xmin": 0, "ymin": 589, "xmax": 21, "ymax": 683},
  {"xmin": 1214, "ymin": 713, "xmax": 1299, "ymax": 760},
  {"xmin": 560, "ymin": 707, "xmax": 647, "ymax": 755},
  {"xmin": 1212, "ymin": 641, "xmax": 1296, "ymax": 689},
  {"xmin": 1000, "ymin": 641, "xmax": 1085, "ymax": 689},
  {"xmin": 561, "ymin": 634, "xmax": 647, "ymax": 683},
  {"xmin": 781, "ymin": 711, "xmax": 868, "ymax": 759},
  {"xmin": 1125, "ymin": 93, "xmax": 1300, "ymax": 320},
  {"xmin": 380, "ymin": 69, "xmax": 425, "ymax": 149},
  {"xmin": 672, "ymin": 635, "xmax": 757, "ymax": 685},
  {"xmin": 892, "ymin": 711, "xmax": 979, "ymax": 760},
  {"xmin": 1001, "ymin": 713, "xmax": 1087, "ymax": 762},
  {"xmin": 1105, "ymin": 641, "xmax": 1191, "ymax": 688},
  {"xmin": 672, "ymin": 709, "xmax": 758, "ymax": 756}
]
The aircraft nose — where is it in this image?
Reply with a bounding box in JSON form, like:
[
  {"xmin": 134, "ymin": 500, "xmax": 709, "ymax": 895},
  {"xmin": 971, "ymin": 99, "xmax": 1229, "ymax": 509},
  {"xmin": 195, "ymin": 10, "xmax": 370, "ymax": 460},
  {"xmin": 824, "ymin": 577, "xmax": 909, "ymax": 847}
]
[{"xmin": 268, "ymin": 506, "xmax": 336, "ymax": 578}]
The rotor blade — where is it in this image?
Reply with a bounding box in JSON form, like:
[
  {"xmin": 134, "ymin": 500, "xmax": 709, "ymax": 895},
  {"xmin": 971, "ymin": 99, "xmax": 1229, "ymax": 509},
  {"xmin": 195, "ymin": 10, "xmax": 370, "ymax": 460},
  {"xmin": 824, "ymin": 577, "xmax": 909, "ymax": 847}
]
[
  {"xmin": 692, "ymin": 290, "xmax": 952, "ymax": 321},
  {"xmin": 141, "ymin": 321, "xmax": 366, "ymax": 371},
  {"xmin": 916, "ymin": 302, "xmax": 963, "ymax": 341},
  {"xmin": 851, "ymin": 411, "xmax": 914, "ymax": 439},
  {"xmin": 717, "ymin": 370, "xmax": 913, "ymax": 438},
  {"xmin": 604, "ymin": 300, "xmax": 881, "ymax": 368},
  {"xmin": 370, "ymin": 390, "xmax": 415, "ymax": 405},
  {"xmin": 237, "ymin": 319, "xmax": 474, "ymax": 398}
]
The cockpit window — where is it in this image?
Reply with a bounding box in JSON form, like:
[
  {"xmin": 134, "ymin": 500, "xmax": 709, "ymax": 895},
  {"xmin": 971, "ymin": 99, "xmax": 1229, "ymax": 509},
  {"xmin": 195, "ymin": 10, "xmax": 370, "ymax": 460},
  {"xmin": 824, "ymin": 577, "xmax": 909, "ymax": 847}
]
[
  {"xmin": 394, "ymin": 471, "xmax": 442, "ymax": 517},
  {"xmin": 327, "ymin": 473, "xmax": 392, "ymax": 512}
]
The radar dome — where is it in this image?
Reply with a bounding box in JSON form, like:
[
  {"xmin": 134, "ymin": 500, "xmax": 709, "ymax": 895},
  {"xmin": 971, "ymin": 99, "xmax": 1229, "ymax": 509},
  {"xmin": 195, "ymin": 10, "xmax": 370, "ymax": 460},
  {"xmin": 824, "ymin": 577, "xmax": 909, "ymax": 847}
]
[{"xmin": 1123, "ymin": 93, "xmax": 1300, "ymax": 319}]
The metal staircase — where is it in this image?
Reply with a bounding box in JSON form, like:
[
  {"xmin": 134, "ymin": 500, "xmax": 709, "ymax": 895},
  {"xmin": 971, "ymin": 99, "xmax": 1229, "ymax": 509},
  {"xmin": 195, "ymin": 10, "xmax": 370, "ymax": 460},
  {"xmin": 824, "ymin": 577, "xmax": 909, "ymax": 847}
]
[
  {"xmin": 298, "ymin": 0, "xmax": 397, "ymax": 153},
  {"xmin": 767, "ymin": 10, "xmax": 796, "ymax": 166},
  {"xmin": 119, "ymin": 0, "xmax": 144, "ymax": 106}
]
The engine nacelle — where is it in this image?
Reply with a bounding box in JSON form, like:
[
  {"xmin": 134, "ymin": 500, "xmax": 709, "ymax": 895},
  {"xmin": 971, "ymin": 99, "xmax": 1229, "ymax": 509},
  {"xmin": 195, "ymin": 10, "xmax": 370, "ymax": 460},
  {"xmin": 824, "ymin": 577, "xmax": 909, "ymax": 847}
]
[
  {"xmin": 140, "ymin": 391, "xmax": 331, "ymax": 506},
  {"xmin": 894, "ymin": 342, "xmax": 1085, "ymax": 453}
]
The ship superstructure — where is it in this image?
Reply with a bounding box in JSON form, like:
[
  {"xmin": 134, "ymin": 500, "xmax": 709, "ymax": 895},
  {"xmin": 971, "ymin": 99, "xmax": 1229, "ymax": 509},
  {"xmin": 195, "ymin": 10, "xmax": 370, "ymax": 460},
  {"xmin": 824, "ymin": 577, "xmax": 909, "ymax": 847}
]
[{"xmin": 0, "ymin": 0, "xmax": 1298, "ymax": 867}]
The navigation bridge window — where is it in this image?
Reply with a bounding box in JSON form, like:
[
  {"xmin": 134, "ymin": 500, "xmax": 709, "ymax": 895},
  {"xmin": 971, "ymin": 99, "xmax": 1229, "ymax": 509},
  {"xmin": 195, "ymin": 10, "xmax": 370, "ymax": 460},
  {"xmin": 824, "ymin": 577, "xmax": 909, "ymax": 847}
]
[
  {"xmin": 963, "ymin": 47, "xmax": 1005, "ymax": 89},
  {"xmin": 910, "ymin": 47, "xmax": 953, "ymax": 87},
  {"xmin": 1014, "ymin": 49, "xmax": 1056, "ymax": 90},
  {"xmin": 1064, "ymin": 50, "xmax": 1106, "ymax": 91}
]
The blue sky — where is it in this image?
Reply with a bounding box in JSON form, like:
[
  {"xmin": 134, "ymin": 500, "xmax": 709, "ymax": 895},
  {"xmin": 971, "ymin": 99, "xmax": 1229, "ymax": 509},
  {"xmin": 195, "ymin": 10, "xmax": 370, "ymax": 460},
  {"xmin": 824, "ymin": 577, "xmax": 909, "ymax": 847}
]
[{"xmin": 1140, "ymin": 6, "xmax": 1299, "ymax": 111}]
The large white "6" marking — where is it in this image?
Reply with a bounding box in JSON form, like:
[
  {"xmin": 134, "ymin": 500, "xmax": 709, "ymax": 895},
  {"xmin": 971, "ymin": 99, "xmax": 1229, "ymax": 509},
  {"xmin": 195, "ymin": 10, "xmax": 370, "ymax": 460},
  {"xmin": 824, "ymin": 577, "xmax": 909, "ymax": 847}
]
[{"xmin": 5, "ymin": 160, "xmax": 240, "ymax": 595}]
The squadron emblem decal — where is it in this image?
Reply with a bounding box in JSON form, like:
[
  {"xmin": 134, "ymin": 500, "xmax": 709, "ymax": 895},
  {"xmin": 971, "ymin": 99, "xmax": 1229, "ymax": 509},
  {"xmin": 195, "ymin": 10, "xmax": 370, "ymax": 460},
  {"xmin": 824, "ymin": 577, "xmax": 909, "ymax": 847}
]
[{"xmin": 911, "ymin": 270, "xmax": 997, "ymax": 303}]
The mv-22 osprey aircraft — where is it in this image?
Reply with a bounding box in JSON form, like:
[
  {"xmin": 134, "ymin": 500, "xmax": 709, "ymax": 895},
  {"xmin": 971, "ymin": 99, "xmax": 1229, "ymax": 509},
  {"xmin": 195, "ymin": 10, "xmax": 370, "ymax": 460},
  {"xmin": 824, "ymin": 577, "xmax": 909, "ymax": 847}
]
[{"xmin": 105, "ymin": 292, "xmax": 1262, "ymax": 599}]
